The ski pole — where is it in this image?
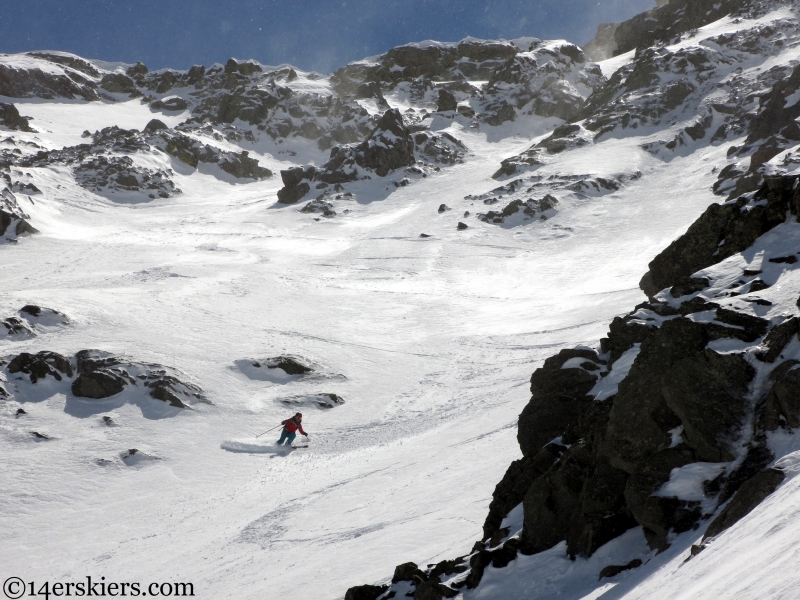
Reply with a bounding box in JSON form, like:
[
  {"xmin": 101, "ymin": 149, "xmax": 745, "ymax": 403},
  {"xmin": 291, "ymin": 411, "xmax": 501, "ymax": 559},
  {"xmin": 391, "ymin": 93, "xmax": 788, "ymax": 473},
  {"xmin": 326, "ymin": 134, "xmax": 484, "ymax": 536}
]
[{"xmin": 256, "ymin": 424, "xmax": 282, "ymax": 438}]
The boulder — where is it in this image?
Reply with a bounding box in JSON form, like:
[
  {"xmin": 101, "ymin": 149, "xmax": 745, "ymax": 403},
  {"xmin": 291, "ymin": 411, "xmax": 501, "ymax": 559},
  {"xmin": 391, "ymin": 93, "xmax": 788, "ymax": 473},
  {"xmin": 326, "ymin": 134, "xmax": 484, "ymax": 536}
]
[
  {"xmin": 71, "ymin": 371, "xmax": 125, "ymax": 399},
  {"xmin": 219, "ymin": 151, "xmax": 271, "ymax": 179},
  {"xmin": 598, "ymin": 559, "xmax": 642, "ymax": 579},
  {"xmin": 277, "ymin": 182, "xmax": 310, "ymax": 204},
  {"xmin": 437, "ymin": 89, "xmax": 458, "ymax": 112},
  {"xmin": 343, "ymin": 584, "xmax": 389, "ymax": 600},
  {"xmin": 143, "ymin": 119, "xmax": 168, "ymax": 133}
]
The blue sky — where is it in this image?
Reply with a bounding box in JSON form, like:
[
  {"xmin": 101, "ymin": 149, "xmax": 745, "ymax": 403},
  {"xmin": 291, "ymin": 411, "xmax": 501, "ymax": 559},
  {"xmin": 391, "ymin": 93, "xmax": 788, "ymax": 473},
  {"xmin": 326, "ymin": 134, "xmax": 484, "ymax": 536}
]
[{"xmin": 2, "ymin": 0, "xmax": 655, "ymax": 73}]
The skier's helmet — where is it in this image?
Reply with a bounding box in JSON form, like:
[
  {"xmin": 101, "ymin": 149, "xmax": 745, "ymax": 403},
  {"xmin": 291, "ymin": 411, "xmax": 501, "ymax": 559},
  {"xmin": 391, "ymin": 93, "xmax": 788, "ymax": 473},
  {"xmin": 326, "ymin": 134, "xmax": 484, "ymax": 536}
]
[{"xmin": 295, "ymin": 412, "xmax": 303, "ymax": 418}]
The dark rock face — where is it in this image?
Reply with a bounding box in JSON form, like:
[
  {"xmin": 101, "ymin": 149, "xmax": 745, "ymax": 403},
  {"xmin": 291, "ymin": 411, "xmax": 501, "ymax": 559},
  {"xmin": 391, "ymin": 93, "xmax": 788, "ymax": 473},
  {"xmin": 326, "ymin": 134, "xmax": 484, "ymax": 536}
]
[
  {"xmin": 126, "ymin": 61, "xmax": 148, "ymax": 77},
  {"xmin": 763, "ymin": 361, "xmax": 800, "ymax": 430},
  {"xmin": 0, "ymin": 62, "xmax": 98, "ymax": 101},
  {"xmin": 758, "ymin": 317, "xmax": 799, "ymax": 364},
  {"xmin": 277, "ymin": 182, "xmax": 310, "ymax": 204},
  {"xmin": 27, "ymin": 52, "xmax": 100, "ymax": 77},
  {"xmin": 704, "ymin": 468, "xmax": 785, "ymax": 540},
  {"xmin": 640, "ymin": 176, "xmax": 800, "ymax": 297},
  {"xmin": 613, "ymin": 0, "xmax": 749, "ymax": 57},
  {"xmin": 605, "ymin": 319, "xmax": 754, "ymax": 468},
  {"xmin": 0, "ymin": 103, "xmax": 34, "ymax": 132},
  {"xmin": 518, "ymin": 349, "xmax": 600, "ymax": 457},
  {"xmin": 504, "ymin": 307, "xmax": 759, "ymax": 558},
  {"xmin": 482, "ymin": 445, "xmax": 563, "ymax": 541}
]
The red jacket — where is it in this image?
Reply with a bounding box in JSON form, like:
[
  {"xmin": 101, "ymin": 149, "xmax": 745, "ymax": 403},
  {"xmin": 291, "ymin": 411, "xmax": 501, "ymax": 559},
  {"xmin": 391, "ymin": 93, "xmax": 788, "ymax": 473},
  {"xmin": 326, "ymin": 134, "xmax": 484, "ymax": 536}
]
[{"xmin": 282, "ymin": 418, "xmax": 306, "ymax": 435}]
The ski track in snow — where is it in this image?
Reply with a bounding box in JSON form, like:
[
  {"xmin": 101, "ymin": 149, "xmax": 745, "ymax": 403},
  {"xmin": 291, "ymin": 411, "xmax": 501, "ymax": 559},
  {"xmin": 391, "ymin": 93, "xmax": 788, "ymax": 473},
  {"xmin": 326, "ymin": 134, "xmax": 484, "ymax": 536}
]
[{"xmin": 0, "ymin": 55, "xmax": 743, "ymax": 599}]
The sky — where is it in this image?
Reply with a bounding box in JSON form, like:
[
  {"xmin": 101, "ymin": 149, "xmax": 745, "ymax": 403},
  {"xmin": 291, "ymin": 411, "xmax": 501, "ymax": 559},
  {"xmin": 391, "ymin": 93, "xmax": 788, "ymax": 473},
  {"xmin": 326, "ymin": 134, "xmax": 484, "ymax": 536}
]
[{"xmin": 1, "ymin": 0, "xmax": 656, "ymax": 74}]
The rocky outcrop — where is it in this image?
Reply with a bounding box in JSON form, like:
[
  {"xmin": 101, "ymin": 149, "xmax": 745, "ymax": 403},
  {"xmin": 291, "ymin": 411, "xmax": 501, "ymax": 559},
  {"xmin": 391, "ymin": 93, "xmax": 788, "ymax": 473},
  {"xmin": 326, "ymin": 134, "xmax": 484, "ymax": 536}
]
[
  {"xmin": 477, "ymin": 194, "xmax": 558, "ymax": 225},
  {"xmin": 71, "ymin": 349, "xmax": 206, "ymax": 407},
  {"xmin": 355, "ymin": 108, "xmax": 415, "ymax": 176},
  {"xmin": 0, "ymin": 56, "xmax": 98, "ymax": 101},
  {"xmin": 276, "ymin": 109, "xmax": 431, "ymax": 200},
  {"xmin": 344, "ymin": 585, "xmax": 388, "ymax": 600},
  {"xmin": 1, "ymin": 349, "xmax": 206, "ymax": 409},
  {"xmin": 100, "ymin": 73, "xmax": 138, "ymax": 95},
  {"xmin": 8, "ymin": 351, "xmax": 73, "ymax": 383},
  {"xmin": 0, "ymin": 103, "xmax": 34, "ymax": 132},
  {"xmin": 0, "ymin": 305, "xmax": 69, "ymax": 339},
  {"xmin": 6, "ymin": 124, "xmax": 272, "ymax": 201},
  {"xmin": 279, "ymin": 393, "xmax": 345, "ymax": 410},
  {"xmin": 612, "ymin": 0, "xmax": 751, "ymax": 57},
  {"xmin": 344, "ymin": 162, "xmax": 800, "ymax": 598},
  {"xmin": 483, "ymin": 41, "xmax": 603, "ymax": 123},
  {"xmin": 218, "ymin": 151, "xmax": 272, "ymax": 179},
  {"xmin": 640, "ymin": 176, "xmax": 799, "ymax": 298},
  {"xmin": 0, "ymin": 175, "xmax": 38, "ymax": 240}
]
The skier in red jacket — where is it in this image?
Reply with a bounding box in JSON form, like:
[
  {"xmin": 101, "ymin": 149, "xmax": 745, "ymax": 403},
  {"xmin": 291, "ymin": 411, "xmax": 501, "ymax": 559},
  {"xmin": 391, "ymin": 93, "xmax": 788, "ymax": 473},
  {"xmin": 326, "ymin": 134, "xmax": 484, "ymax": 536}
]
[{"xmin": 277, "ymin": 412, "xmax": 308, "ymax": 446}]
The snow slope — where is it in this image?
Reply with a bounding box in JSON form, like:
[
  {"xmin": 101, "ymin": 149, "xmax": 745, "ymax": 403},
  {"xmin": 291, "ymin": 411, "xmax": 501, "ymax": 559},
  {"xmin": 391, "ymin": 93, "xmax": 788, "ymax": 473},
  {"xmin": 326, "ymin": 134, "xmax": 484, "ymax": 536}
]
[
  {"xmin": 0, "ymin": 94, "xmax": 717, "ymax": 599},
  {"xmin": 2, "ymin": 2, "xmax": 800, "ymax": 600}
]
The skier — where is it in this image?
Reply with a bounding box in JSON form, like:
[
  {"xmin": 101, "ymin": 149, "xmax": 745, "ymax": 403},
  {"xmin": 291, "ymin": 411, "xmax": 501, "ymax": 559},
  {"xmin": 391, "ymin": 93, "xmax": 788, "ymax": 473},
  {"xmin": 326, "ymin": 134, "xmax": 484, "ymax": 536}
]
[{"xmin": 277, "ymin": 412, "xmax": 308, "ymax": 447}]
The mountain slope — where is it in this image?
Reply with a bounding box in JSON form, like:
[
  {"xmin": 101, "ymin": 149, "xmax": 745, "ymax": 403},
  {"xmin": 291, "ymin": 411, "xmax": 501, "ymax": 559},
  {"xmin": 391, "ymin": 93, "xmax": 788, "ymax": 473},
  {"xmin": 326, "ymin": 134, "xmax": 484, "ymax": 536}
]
[{"xmin": 2, "ymin": 2, "xmax": 800, "ymax": 600}]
